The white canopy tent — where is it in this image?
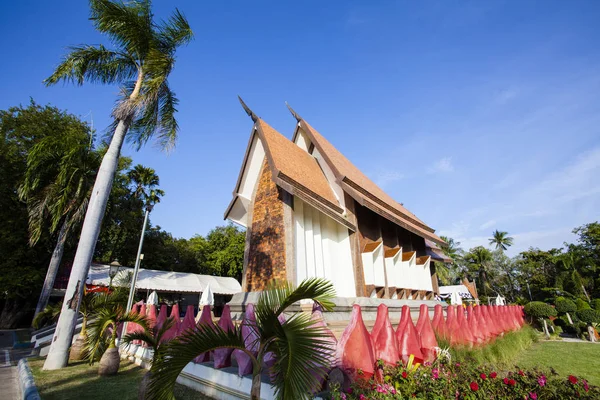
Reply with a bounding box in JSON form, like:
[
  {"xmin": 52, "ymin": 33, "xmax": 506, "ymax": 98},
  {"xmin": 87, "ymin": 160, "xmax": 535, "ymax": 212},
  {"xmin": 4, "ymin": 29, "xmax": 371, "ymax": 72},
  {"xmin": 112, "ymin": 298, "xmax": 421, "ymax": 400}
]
[
  {"xmin": 438, "ymin": 284, "xmax": 474, "ymax": 302},
  {"xmin": 88, "ymin": 263, "xmax": 241, "ymax": 295}
]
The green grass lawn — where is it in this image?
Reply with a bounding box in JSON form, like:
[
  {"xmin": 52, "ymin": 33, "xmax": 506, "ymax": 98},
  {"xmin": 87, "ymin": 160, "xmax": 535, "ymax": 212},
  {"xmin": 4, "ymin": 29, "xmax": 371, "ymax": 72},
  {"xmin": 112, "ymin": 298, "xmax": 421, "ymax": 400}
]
[
  {"xmin": 29, "ymin": 358, "xmax": 211, "ymax": 399},
  {"xmin": 514, "ymin": 341, "xmax": 600, "ymax": 386}
]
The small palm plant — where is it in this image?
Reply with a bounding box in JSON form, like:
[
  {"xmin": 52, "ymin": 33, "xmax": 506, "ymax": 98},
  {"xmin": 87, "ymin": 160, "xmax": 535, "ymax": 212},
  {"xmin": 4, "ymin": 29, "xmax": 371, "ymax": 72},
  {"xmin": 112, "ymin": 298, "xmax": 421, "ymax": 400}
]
[
  {"xmin": 148, "ymin": 278, "xmax": 336, "ymax": 400},
  {"xmin": 70, "ymin": 290, "xmax": 98, "ymax": 361},
  {"xmin": 122, "ymin": 317, "xmax": 175, "ymax": 399},
  {"xmin": 86, "ymin": 304, "xmax": 148, "ymax": 375}
]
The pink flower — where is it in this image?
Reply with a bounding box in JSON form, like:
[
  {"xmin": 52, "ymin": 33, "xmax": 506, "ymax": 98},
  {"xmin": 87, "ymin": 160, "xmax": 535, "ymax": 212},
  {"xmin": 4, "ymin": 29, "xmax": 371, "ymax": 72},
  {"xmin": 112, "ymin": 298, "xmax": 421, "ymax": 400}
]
[
  {"xmin": 503, "ymin": 378, "xmax": 509, "ymax": 385},
  {"xmin": 529, "ymin": 393, "xmax": 537, "ymax": 400},
  {"xmin": 347, "ymin": 388, "xmax": 353, "ymax": 394},
  {"xmin": 376, "ymin": 385, "xmax": 387, "ymax": 394},
  {"xmin": 432, "ymin": 368, "xmax": 440, "ymax": 380},
  {"xmin": 359, "ymin": 394, "xmax": 367, "ymax": 400},
  {"xmin": 538, "ymin": 375, "xmax": 546, "ymax": 387},
  {"xmin": 519, "ymin": 370, "xmax": 525, "ymax": 376},
  {"xmin": 583, "ymin": 380, "xmax": 589, "ymax": 392},
  {"xmin": 340, "ymin": 394, "xmax": 347, "ymax": 400}
]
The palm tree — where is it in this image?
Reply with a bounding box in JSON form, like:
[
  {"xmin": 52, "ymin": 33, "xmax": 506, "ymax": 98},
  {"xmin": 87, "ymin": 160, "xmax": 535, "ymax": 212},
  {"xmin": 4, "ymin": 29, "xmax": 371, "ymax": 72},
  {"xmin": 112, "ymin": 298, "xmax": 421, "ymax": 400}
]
[
  {"xmin": 437, "ymin": 236, "xmax": 464, "ymax": 284},
  {"xmin": 464, "ymin": 246, "xmax": 494, "ymax": 297},
  {"xmin": 122, "ymin": 317, "xmax": 175, "ymax": 399},
  {"xmin": 489, "ymin": 229, "xmax": 514, "ymax": 251},
  {"xmin": 18, "ymin": 128, "xmax": 100, "ymax": 318},
  {"xmin": 148, "ymin": 278, "xmax": 336, "ymax": 400},
  {"xmin": 87, "ymin": 304, "xmax": 149, "ymax": 375},
  {"xmin": 43, "ymin": 0, "xmax": 192, "ymax": 370},
  {"xmin": 127, "ymin": 164, "xmax": 161, "ymax": 201}
]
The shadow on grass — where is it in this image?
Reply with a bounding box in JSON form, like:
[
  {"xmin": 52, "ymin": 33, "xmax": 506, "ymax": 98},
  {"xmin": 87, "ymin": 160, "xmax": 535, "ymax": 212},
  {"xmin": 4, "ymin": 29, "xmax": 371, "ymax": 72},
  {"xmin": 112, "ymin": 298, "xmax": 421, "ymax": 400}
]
[{"xmin": 29, "ymin": 358, "xmax": 214, "ymax": 400}]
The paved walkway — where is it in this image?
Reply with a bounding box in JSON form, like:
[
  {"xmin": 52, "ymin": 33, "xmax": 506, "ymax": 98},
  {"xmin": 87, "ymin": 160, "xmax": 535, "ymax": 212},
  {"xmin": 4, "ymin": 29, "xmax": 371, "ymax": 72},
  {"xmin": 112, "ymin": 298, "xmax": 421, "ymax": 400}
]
[
  {"xmin": 0, "ymin": 330, "xmax": 33, "ymax": 400},
  {"xmin": 0, "ymin": 357, "xmax": 19, "ymax": 400}
]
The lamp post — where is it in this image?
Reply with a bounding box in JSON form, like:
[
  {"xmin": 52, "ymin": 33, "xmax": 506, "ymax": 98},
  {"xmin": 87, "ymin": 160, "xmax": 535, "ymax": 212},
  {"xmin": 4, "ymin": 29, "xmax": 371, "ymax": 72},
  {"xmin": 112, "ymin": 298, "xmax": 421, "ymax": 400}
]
[
  {"xmin": 124, "ymin": 204, "xmax": 153, "ymax": 326},
  {"xmin": 108, "ymin": 259, "xmax": 121, "ymax": 289}
]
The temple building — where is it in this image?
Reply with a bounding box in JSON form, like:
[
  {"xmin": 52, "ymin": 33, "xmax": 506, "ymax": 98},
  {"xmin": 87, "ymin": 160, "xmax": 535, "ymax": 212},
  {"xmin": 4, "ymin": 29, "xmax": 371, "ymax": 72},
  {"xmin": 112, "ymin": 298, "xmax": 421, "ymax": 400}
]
[{"xmin": 225, "ymin": 99, "xmax": 448, "ymax": 301}]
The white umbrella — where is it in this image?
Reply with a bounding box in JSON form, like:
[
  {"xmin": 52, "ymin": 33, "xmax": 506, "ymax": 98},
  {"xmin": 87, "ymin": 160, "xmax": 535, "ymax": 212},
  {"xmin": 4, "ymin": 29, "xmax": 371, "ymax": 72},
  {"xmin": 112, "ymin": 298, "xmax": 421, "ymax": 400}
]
[
  {"xmin": 147, "ymin": 290, "xmax": 159, "ymax": 305},
  {"xmin": 199, "ymin": 284, "xmax": 214, "ymax": 306},
  {"xmin": 451, "ymin": 290, "xmax": 463, "ymax": 305},
  {"xmin": 496, "ymin": 294, "xmax": 505, "ymax": 306}
]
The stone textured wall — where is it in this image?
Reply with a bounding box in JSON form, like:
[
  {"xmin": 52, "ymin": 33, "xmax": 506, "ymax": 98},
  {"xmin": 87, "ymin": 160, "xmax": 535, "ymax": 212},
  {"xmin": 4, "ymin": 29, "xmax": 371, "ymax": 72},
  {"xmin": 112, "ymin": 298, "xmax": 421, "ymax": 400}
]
[{"xmin": 245, "ymin": 160, "xmax": 287, "ymax": 292}]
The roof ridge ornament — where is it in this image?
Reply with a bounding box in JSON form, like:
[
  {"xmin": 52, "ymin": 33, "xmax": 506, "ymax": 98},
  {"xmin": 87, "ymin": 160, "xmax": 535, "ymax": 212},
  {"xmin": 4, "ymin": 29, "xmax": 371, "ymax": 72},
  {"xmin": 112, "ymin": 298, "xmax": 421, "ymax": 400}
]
[
  {"xmin": 285, "ymin": 101, "xmax": 302, "ymax": 122},
  {"xmin": 238, "ymin": 96, "xmax": 259, "ymax": 122}
]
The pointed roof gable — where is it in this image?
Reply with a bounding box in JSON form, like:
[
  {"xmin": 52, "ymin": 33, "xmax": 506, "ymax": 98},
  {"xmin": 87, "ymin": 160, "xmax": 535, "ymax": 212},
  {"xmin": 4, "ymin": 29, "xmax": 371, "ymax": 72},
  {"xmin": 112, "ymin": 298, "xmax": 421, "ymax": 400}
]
[
  {"xmin": 255, "ymin": 119, "xmax": 340, "ymax": 210},
  {"xmin": 225, "ymin": 114, "xmax": 356, "ymax": 231},
  {"xmin": 296, "ymin": 119, "xmax": 444, "ymax": 245}
]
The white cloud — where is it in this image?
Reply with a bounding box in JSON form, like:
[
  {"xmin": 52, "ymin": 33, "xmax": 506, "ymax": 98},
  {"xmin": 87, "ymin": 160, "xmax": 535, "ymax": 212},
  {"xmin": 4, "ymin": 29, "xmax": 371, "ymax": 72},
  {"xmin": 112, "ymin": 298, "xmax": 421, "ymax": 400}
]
[
  {"xmin": 374, "ymin": 171, "xmax": 404, "ymax": 188},
  {"xmin": 428, "ymin": 157, "xmax": 454, "ymax": 173},
  {"xmin": 479, "ymin": 220, "xmax": 496, "ymax": 230}
]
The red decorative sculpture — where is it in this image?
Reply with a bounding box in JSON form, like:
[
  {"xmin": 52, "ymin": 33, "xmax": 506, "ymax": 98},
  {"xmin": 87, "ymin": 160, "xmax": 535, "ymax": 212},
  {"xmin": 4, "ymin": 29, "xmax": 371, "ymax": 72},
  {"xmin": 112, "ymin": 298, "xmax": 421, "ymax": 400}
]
[
  {"xmin": 232, "ymin": 304, "xmax": 259, "ymax": 376},
  {"xmin": 416, "ymin": 304, "xmax": 438, "ymax": 362},
  {"xmin": 194, "ymin": 306, "xmax": 215, "ymax": 363},
  {"xmin": 397, "ymin": 308, "xmax": 424, "ymax": 365},
  {"xmin": 371, "ymin": 304, "xmax": 399, "ymax": 366},
  {"xmin": 432, "ymin": 304, "xmax": 448, "ymax": 340},
  {"xmin": 156, "ymin": 304, "xmax": 168, "ymax": 331},
  {"xmin": 179, "ymin": 305, "xmax": 196, "ymax": 335},
  {"xmin": 161, "ymin": 303, "xmax": 181, "ymax": 343},
  {"xmin": 213, "ymin": 305, "xmax": 235, "ymax": 369},
  {"xmin": 337, "ymin": 304, "xmax": 375, "ymax": 381}
]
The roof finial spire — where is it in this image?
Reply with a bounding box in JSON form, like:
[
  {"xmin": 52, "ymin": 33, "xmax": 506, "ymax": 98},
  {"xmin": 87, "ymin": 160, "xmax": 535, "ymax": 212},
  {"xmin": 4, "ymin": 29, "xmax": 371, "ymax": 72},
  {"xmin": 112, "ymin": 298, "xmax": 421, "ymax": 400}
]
[
  {"xmin": 238, "ymin": 96, "xmax": 259, "ymax": 122},
  {"xmin": 285, "ymin": 101, "xmax": 302, "ymax": 122}
]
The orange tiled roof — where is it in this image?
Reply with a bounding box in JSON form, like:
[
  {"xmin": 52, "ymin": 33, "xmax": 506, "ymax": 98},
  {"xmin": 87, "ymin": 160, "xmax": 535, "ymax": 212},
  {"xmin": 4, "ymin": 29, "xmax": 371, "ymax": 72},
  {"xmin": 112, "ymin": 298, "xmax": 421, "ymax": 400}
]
[
  {"xmin": 256, "ymin": 119, "xmax": 341, "ymax": 211},
  {"xmin": 299, "ymin": 120, "xmax": 445, "ymax": 245}
]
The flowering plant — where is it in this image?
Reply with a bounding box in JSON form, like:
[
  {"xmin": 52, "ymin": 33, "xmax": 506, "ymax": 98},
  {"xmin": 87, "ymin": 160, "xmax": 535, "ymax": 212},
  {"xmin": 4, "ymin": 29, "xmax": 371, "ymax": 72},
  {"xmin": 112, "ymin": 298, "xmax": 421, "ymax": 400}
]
[{"xmin": 330, "ymin": 359, "xmax": 599, "ymax": 399}]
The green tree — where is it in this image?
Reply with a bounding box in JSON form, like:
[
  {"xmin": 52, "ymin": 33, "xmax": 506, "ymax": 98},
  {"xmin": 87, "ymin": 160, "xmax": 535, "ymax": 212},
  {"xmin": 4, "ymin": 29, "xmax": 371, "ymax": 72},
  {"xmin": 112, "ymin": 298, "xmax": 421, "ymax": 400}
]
[
  {"xmin": 489, "ymin": 229, "xmax": 514, "ymax": 251},
  {"xmin": 19, "ymin": 116, "xmax": 100, "ymax": 318},
  {"xmin": 0, "ymin": 102, "xmax": 75, "ymax": 328},
  {"xmin": 464, "ymin": 246, "xmax": 494, "ymax": 297},
  {"xmin": 438, "ymin": 235, "xmax": 464, "ymax": 285},
  {"xmin": 204, "ymin": 225, "xmax": 246, "ymax": 280},
  {"xmin": 127, "ymin": 164, "xmax": 164, "ymax": 205},
  {"xmin": 43, "ymin": 0, "xmax": 192, "ymax": 369},
  {"xmin": 148, "ymin": 278, "xmax": 336, "ymax": 400}
]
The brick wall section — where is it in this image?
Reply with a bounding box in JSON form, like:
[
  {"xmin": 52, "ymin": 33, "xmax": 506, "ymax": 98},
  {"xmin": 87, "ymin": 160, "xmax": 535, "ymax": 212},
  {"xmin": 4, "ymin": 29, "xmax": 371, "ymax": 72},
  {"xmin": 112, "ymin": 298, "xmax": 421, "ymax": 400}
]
[{"xmin": 245, "ymin": 160, "xmax": 287, "ymax": 292}]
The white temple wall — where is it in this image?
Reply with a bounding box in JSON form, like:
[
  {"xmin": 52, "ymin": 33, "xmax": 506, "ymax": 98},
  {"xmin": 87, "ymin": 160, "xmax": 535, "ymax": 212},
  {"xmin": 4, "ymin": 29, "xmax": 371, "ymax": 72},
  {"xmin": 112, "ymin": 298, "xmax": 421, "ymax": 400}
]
[{"xmin": 293, "ymin": 197, "xmax": 355, "ymax": 297}]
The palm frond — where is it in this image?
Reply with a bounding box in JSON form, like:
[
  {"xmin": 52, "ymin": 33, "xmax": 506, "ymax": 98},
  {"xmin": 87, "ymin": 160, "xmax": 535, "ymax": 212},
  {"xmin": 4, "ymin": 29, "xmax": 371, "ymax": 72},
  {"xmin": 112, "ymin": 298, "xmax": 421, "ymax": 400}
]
[
  {"xmin": 275, "ymin": 277, "xmax": 336, "ymax": 316},
  {"xmin": 156, "ymin": 8, "xmax": 193, "ymax": 53},
  {"xmin": 148, "ymin": 324, "xmax": 250, "ymax": 400},
  {"xmin": 45, "ymin": 45, "xmax": 138, "ymax": 86},
  {"xmin": 89, "ymin": 0, "xmax": 153, "ymax": 60},
  {"xmin": 270, "ymin": 313, "xmax": 334, "ymax": 400}
]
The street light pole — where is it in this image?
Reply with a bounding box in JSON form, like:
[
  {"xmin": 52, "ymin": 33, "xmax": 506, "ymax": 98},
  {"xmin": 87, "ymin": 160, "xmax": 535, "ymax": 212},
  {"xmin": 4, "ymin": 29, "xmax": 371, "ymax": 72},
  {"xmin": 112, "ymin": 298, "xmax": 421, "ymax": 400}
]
[{"xmin": 123, "ymin": 204, "xmax": 153, "ymax": 332}]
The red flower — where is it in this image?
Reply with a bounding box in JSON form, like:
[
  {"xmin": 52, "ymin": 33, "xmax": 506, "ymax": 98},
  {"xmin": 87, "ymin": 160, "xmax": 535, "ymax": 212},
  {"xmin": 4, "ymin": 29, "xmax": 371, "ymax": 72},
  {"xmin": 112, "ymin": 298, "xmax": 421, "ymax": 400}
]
[
  {"xmin": 503, "ymin": 378, "xmax": 509, "ymax": 385},
  {"xmin": 509, "ymin": 379, "xmax": 516, "ymax": 386},
  {"xmin": 568, "ymin": 375, "xmax": 578, "ymax": 384},
  {"xmin": 402, "ymin": 371, "xmax": 408, "ymax": 379},
  {"xmin": 480, "ymin": 373, "xmax": 487, "ymax": 380},
  {"xmin": 490, "ymin": 372, "xmax": 498, "ymax": 379},
  {"xmin": 519, "ymin": 370, "xmax": 525, "ymax": 376},
  {"xmin": 470, "ymin": 382, "xmax": 479, "ymax": 391}
]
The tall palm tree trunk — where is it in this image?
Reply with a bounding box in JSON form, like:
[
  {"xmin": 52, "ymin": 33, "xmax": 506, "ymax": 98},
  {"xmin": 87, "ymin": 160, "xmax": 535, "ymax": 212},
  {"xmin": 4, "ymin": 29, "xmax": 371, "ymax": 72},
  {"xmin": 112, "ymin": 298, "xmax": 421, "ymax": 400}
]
[
  {"xmin": 43, "ymin": 118, "xmax": 130, "ymax": 370},
  {"xmin": 33, "ymin": 219, "xmax": 69, "ymax": 319}
]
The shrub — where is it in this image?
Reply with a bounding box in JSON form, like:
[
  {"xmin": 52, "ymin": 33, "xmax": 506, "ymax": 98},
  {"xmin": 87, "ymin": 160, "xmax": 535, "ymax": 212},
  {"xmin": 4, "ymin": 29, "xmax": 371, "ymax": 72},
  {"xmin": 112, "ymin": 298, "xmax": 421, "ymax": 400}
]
[
  {"xmin": 591, "ymin": 298, "xmax": 600, "ymax": 310},
  {"xmin": 576, "ymin": 298, "xmax": 591, "ymax": 311},
  {"xmin": 524, "ymin": 302, "xmax": 557, "ymax": 319},
  {"xmin": 555, "ymin": 297, "xmax": 577, "ymax": 314},
  {"xmin": 576, "ymin": 309, "xmax": 600, "ymax": 324}
]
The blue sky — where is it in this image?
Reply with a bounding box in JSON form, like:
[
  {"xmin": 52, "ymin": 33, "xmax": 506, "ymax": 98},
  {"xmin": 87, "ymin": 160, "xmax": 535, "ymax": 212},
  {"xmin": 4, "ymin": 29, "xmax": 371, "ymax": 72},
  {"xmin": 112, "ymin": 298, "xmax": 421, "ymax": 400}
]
[{"xmin": 1, "ymin": 1, "xmax": 599, "ymax": 256}]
